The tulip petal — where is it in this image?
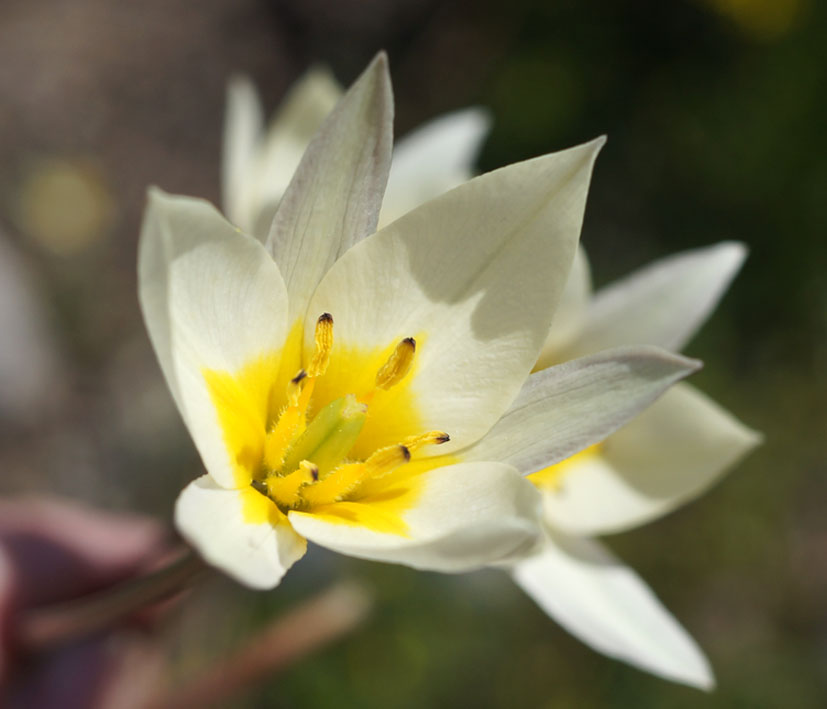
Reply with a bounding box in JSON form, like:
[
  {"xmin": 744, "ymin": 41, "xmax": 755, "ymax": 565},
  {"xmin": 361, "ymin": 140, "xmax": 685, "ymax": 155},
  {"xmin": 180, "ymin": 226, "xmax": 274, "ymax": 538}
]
[
  {"xmin": 561, "ymin": 242, "xmax": 747, "ymax": 359},
  {"xmin": 222, "ymin": 75, "xmax": 265, "ymax": 232},
  {"xmin": 288, "ymin": 462, "xmax": 540, "ymax": 572},
  {"xmin": 464, "ymin": 346, "xmax": 701, "ymax": 474},
  {"xmin": 379, "ymin": 107, "xmax": 491, "ymax": 228},
  {"xmin": 307, "ymin": 138, "xmax": 604, "ymax": 451},
  {"xmin": 246, "ymin": 67, "xmax": 343, "ymax": 237},
  {"xmin": 540, "ymin": 383, "xmax": 761, "ymax": 535},
  {"xmin": 512, "ymin": 533, "xmax": 714, "ymax": 689},
  {"xmin": 138, "ymin": 189, "xmax": 289, "ymax": 488},
  {"xmin": 176, "ymin": 475, "xmax": 306, "ymax": 589},
  {"xmin": 535, "ymin": 244, "xmax": 592, "ymax": 369},
  {"xmin": 266, "ymin": 54, "xmax": 393, "ymax": 324}
]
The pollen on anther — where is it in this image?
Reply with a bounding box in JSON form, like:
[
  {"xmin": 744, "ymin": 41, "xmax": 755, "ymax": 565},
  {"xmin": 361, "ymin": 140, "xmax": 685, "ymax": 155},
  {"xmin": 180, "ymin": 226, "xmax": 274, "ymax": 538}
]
[
  {"xmin": 308, "ymin": 313, "xmax": 334, "ymax": 377},
  {"xmin": 375, "ymin": 337, "xmax": 416, "ymax": 390}
]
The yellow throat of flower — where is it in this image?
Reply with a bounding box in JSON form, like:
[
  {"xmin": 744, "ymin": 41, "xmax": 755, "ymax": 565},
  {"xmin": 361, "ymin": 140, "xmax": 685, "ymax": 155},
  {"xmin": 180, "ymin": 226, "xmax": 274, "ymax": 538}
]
[{"xmin": 206, "ymin": 313, "xmax": 451, "ymax": 517}]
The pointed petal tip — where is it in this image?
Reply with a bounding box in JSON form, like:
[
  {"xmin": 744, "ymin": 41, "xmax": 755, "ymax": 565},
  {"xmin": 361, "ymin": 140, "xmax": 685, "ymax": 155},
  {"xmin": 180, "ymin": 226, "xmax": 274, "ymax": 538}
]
[
  {"xmin": 715, "ymin": 239, "xmax": 749, "ymax": 270},
  {"xmin": 302, "ymin": 63, "xmax": 338, "ymax": 83},
  {"xmin": 674, "ymin": 655, "xmax": 716, "ymax": 692},
  {"xmin": 371, "ymin": 50, "xmax": 389, "ymax": 69},
  {"xmin": 227, "ymin": 73, "xmax": 255, "ymax": 93},
  {"xmin": 145, "ymin": 185, "xmax": 173, "ymax": 211},
  {"xmin": 554, "ymin": 134, "xmax": 607, "ymax": 173},
  {"xmin": 743, "ymin": 425, "xmax": 765, "ymax": 451},
  {"xmin": 623, "ymin": 344, "xmax": 704, "ymax": 376},
  {"xmin": 361, "ymin": 51, "xmax": 390, "ymax": 83}
]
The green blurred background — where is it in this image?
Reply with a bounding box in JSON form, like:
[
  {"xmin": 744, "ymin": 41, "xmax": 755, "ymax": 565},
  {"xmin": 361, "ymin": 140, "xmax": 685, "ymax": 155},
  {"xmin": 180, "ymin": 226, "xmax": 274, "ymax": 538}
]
[{"xmin": 0, "ymin": 0, "xmax": 824, "ymax": 706}]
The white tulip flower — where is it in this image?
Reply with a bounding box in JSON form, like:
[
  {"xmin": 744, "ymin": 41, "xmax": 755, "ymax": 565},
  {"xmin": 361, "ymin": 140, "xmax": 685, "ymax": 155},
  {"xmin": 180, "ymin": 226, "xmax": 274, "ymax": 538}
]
[
  {"xmin": 139, "ymin": 55, "xmax": 700, "ymax": 599},
  {"xmin": 509, "ymin": 243, "xmax": 762, "ymax": 689},
  {"xmin": 217, "ymin": 55, "xmax": 758, "ymax": 690}
]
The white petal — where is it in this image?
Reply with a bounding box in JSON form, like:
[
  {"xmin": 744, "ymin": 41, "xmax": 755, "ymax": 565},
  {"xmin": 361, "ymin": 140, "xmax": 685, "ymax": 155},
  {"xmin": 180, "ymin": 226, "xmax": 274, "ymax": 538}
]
[
  {"xmin": 288, "ymin": 462, "xmax": 541, "ymax": 572},
  {"xmin": 138, "ymin": 189, "xmax": 289, "ymax": 488},
  {"xmin": 222, "ymin": 75, "xmax": 265, "ymax": 233},
  {"xmin": 176, "ymin": 475, "xmax": 306, "ymax": 589},
  {"xmin": 307, "ymin": 138, "xmax": 605, "ymax": 451},
  {"xmin": 464, "ymin": 346, "xmax": 701, "ymax": 474},
  {"xmin": 512, "ymin": 533, "xmax": 714, "ymax": 689},
  {"xmin": 542, "ymin": 383, "xmax": 762, "ymax": 535},
  {"xmin": 266, "ymin": 54, "xmax": 393, "ymax": 324},
  {"xmin": 535, "ymin": 244, "xmax": 592, "ymax": 369},
  {"xmin": 379, "ymin": 107, "xmax": 491, "ymax": 228},
  {"xmin": 561, "ymin": 241, "xmax": 747, "ymax": 359},
  {"xmin": 247, "ymin": 67, "xmax": 342, "ymax": 237}
]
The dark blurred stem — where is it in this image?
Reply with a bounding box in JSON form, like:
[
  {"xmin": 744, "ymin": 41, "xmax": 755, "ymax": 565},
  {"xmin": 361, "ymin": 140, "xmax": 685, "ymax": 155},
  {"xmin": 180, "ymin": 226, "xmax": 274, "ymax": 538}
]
[
  {"xmin": 16, "ymin": 547, "xmax": 206, "ymax": 653},
  {"xmin": 148, "ymin": 581, "xmax": 373, "ymax": 709}
]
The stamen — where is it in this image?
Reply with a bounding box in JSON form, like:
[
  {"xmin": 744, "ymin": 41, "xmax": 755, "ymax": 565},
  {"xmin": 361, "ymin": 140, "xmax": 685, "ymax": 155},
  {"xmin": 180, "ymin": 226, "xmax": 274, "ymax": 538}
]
[
  {"xmin": 266, "ymin": 461, "xmax": 317, "ymax": 509},
  {"xmin": 300, "ymin": 444, "xmax": 412, "ymax": 507},
  {"xmin": 287, "ymin": 369, "xmax": 307, "ymax": 406},
  {"xmin": 264, "ymin": 369, "xmax": 312, "ymax": 471},
  {"xmin": 375, "ymin": 337, "xmax": 416, "ymax": 390},
  {"xmin": 300, "ymin": 462, "xmax": 366, "ymax": 506},
  {"xmin": 364, "ymin": 444, "xmax": 411, "ymax": 477},
  {"xmin": 403, "ymin": 431, "xmax": 450, "ymax": 453},
  {"xmin": 308, "ymin": 313, "xmax": 334, "ymax": 378}
]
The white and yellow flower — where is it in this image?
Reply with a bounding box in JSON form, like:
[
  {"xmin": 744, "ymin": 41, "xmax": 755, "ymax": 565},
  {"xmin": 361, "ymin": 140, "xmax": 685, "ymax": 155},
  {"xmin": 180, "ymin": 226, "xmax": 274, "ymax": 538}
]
[
  {"xmin": 139, "ymin": 56, "xmax": 700, "ymax": 596},
  {"xmin": 510, "ymin": 244, "xmax": 761, "ymax": 688}
]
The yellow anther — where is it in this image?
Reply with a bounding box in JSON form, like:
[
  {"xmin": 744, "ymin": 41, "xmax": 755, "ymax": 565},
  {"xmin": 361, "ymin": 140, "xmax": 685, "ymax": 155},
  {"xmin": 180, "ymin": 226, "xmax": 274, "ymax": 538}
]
[
  {"xmin": 375, "ymin": 337, "xmax": 416, "ymax": 390},
  {"xmin": 402, "ymin": 431, "xmax": 450, "ymax": 453},
  {"xmin": 364, "ymin": 444, "xmax": 411, "ymax": 477},
  {"xmin": 266, "ymin": 461, "xmax": 317, "ymax": 509},
  {"xmin": 308, "ymin": 313, "xmax": 334, "ymax": 378}
]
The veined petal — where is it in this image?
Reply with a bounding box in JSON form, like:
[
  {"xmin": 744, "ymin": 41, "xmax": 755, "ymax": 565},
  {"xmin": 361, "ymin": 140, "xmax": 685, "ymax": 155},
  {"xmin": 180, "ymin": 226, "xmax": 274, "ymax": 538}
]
[
  {"xmin": 541, "ymin": 383, "xmax": 762, "ymax": 535},
  {"xmin": 379, "ymin": 107, "xmax": 491, "ymax": 228},
  {"xmin": 560, "ymin": 241, "xmax": 747, "ymax": 359},
  {"xmin": 138, "ymin": 189, "xmax": 289, "ymax": 488},
  {"xmin": 512, "ymin": 532, "xmax": 714, "ymax": 689},
  {"xmin": 266, "ymin": 53, "xmax": 393, "ymax": 324},
  {"xmin": 288, "ymin": 462, "xmax": 541, "ymax": 572},
  {"xmin": 222, "ymin": 75, "xmax": 265, "ymax": 232},
  {"xmin": 464, "ymin": 346, "xmax": 701, "ymax": 474},
  {"xmin": 247, "ymin": 67, "xmax": 342, "ymax": 237},
  {"xmin": 176, "ymin": 476, "xmax": 306, "ymax": 589},
  {"xmin": 535, "ymin": 244, "xmax": 592, "ymax": 370},
  {"xmin": 307, "ymin": 138, "xmax": 604, "ymax": 451}
]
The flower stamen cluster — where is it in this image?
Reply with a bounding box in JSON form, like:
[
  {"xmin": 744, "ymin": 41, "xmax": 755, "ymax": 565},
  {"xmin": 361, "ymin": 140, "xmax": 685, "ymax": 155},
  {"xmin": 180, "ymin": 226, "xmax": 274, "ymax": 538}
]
[{"xmin": 257, "ymin": 313, "xmax": 448, "ymax": 514}]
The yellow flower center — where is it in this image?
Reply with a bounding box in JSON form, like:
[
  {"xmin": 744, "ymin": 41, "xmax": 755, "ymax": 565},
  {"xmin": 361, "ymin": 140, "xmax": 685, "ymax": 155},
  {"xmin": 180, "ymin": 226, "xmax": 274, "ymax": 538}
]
[{"xmin": 207, "ymin": 313, "xmax": 451, "ymax": 518}]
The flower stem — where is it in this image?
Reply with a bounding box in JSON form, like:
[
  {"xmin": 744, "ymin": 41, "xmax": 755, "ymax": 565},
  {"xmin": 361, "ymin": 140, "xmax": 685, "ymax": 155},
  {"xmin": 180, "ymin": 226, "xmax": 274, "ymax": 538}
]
[
  {"xmin": 16, "ymin": 547, "xmax": 206, "ymax": 654},
  {"xmin": 148, "ymin": 581, "xmax": 373, "ymax": 709}
]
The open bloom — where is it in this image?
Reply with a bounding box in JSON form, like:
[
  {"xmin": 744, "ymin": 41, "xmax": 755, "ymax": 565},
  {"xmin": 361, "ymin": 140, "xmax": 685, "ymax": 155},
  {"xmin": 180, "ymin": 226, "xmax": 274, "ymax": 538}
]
[
  {"xmin": 511, "ymin": 245, "xmax": 762, "ymax": 688},
  {"xmin": 139, "ymin": 55, "xmax": 701, "ymax": 592},
  {"xmin": 222, "ymin": 66, "xmax": 491, "ymax": 238}
]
